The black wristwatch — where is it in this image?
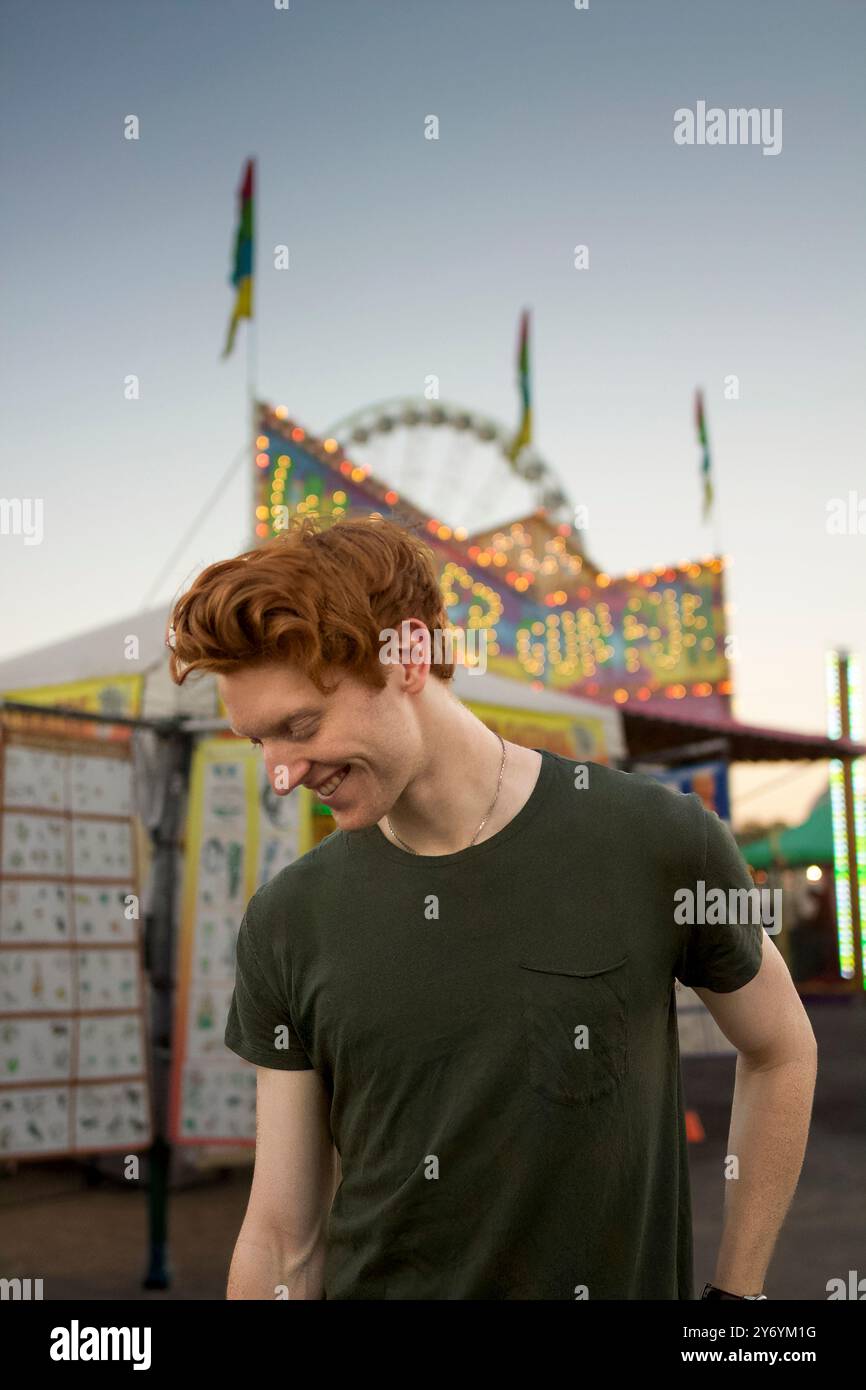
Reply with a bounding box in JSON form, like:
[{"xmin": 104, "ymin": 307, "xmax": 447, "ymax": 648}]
[{"xmin": 701, "ymin": 1282, "xmax": 767, "ymax": 1300}]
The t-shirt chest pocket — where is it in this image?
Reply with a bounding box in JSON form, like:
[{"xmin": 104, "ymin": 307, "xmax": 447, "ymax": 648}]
[{"xmin": 517, "ymin": 954, "xmax": 629, "ymax": 1107}]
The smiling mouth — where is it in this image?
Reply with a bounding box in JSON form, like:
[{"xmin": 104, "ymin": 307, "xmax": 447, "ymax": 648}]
[{"xmin": 316, "ymin": 764, "xmax": 351, "ymax": 799}]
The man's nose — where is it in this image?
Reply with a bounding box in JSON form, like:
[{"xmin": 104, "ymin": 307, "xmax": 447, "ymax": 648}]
[{"xmin": 265, "ymin": 751, "xmax": 311, "ymax": 796}]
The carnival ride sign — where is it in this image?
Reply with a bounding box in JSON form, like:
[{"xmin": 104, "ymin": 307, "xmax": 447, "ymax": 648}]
[{"xmin": 252, "ymin": 408, "xmax": 731, "ymax": 718}]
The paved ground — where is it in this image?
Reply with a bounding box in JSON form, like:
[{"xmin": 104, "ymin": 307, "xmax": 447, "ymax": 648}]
[
  {"xmin": 1, "ymin": 998, "xmax": 862, "ymax": 1300},
  {"xmin": 690, "ymin": 995, "xmax": 864, "ymax": 1300}
]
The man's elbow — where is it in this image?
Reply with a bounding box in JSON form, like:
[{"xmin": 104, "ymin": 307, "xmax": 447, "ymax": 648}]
[
  {"xmin": 227, "ymin": 1220, "xmax": 328, "ymax": 1300},
  {"xmin": 738, "ymin": 1023, "xmax": 818, "ymax": 1074}
]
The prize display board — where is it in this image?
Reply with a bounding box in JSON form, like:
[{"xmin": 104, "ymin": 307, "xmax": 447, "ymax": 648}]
[
  {"xmin": 168, "ymin": 736, "xmax": 306, "ymax": 1145},
  {"xmin": 0, "ymin": 722, "xmax": 151, "ymax": 1158}
]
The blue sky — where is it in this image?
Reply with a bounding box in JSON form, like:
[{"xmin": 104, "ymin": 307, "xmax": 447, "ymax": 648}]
[{"xmin": 1, "ymin": 0, "xmax": 864, "ymax": 826}]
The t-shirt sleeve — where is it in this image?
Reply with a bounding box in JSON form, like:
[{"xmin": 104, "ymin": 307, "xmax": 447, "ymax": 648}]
[
  {"xmin": 674, "ymin": 798, "xmax": 765, "ymax": 992},
  {"xmin": 224, "ymin": 893, "xmax": 315, "ymax": 1071}
]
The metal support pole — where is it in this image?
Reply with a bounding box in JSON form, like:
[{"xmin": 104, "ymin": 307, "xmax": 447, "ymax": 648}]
[{"xmin": 142, "ymin": 723, "xmax": 192, "ymax": 1289}]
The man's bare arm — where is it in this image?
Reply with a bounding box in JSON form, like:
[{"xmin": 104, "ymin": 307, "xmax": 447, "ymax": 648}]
[
  {"xmin": 692, "ymin": 931, "xmax": 818, "ymax": 1296},
  {"xmin": 227, "ymin": 1066, "xmax": 337, "ymax": 1299}
]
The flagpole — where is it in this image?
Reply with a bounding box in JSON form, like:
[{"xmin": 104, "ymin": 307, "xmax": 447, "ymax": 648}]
[
  {"xmin": 248, "ymin": 157, "xmax": 258, "ymax": 549},
  {"xmin": 697, "ymin": 390, "xmax": 732, "ymax": 719},
  {"xmin": 247, "ymin": 282, "xmax": 257, "ymax": 549},
  {"xmin": 696, "ymin": 387, "xmax": 722, "ymax": 563},
  {"xmin": 711, "ymin": 478, "xmax": 722, "ymax": 566},
  {"xmin": 710, "ymin": 430, "xmax": 723, "ymax": 571}
]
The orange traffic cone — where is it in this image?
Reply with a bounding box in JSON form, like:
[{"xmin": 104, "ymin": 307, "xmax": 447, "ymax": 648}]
[{"xmin": 685, "ymin": 1109, "xmax": 705, "ymax": 1143}]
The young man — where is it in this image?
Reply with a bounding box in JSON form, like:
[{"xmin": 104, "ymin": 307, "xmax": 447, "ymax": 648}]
[{"xmin": 167, "ymin": 515, "xmax": 816, "ymax": 1301}]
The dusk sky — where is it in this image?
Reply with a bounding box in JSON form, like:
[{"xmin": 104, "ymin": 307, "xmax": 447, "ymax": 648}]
[{"xmin": 1, "ymin": 0, "xmax": 864, "ymax": 828}]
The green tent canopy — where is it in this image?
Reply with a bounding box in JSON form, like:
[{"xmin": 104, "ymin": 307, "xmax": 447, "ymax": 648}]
[{"xmin": 742, "ymin": 790, "xmax": 833, "ymax": 869}]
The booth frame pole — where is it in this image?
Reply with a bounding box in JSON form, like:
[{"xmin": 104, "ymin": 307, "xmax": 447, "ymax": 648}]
[
  {"xmin": 142, "ymin": 720, "xmax": 192, "ymax": 1289},
  {"xmin": 838, "ymin": 656, "xmax": 865, "ymax": 995}
]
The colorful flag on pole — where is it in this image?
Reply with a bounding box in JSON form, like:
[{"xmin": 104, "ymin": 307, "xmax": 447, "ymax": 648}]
[
  {"xmin": 221, "ymin": 158, "xmax": 254, "ymax": 359},
  {"xmin": 506, "ymin": 309, "xmax": 532, "ymax": 462},
  {"xmin": 695, "ymin": 388, "xmax": 713, "ymax": 521}
]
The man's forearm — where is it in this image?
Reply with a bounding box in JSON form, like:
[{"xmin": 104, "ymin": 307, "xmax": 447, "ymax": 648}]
[
  {"xmin": 712, "ymin": 1045, "xmax": 817, "ymax": 1296},
  {"xmin": 227, "ymin": 1223, "xmax": 327, "ymax": 1300}
]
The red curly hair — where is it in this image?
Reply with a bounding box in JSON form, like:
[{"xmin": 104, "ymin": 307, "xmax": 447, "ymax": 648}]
[{"xmin": 166, "ymin": 515, "xmax": 456, "ymax": 693}]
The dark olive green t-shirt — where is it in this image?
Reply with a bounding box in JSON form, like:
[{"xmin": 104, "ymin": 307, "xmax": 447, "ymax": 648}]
[{"xmin": 224, "ymin": 749, "xmax": 764, "ymax": 1300}]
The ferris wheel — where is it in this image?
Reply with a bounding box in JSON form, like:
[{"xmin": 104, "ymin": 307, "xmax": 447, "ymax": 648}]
[{"xmin": 323, "ymin": 397, "xmax": 576, "ymax": 539}]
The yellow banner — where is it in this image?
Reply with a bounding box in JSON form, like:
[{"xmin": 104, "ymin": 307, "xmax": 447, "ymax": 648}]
[
  {"xmin": 463, "ymin": 700, "xmax": 611, "ymax": 763},
  {"xmin": 1, "ymin": 674, "xmax": 143, "ymax": 740}
]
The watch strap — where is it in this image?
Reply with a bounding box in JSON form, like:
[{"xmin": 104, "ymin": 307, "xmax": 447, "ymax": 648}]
[{"xmin": 701, "ymin": 1281, "xmax": 767, "ymax": 1300}]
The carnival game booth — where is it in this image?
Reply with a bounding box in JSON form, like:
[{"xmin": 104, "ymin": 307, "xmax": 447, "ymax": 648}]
[{"xmin": 0, "ymin": 602, "xmax": 625, "ymax": 1162}]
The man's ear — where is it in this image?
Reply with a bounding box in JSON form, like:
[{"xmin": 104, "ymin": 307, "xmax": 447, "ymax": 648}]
[{"xmin": 396, "ymin": 617, "xmax": 431, "ymax": 692}]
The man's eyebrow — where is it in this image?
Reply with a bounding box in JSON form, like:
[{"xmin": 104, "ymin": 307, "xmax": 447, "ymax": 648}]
[{"xmin": 231, "ymin": 707, "xmax": 321, "ymax": 739}]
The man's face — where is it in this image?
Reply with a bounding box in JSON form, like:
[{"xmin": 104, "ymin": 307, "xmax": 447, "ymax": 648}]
[{"xmin": 219, "ymin": 659, "xmax": 420, "ymax": 830}]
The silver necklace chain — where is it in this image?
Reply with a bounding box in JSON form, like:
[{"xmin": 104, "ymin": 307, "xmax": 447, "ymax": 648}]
[{"xmin": 385, "ymin": 733, "xmax": 507, "ymax": 855}]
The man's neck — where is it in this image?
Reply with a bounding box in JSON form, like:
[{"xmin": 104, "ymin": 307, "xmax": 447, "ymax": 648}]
[{"xmin": 378, "ymin": 713, "xmax": 543, "ymax": 856}]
